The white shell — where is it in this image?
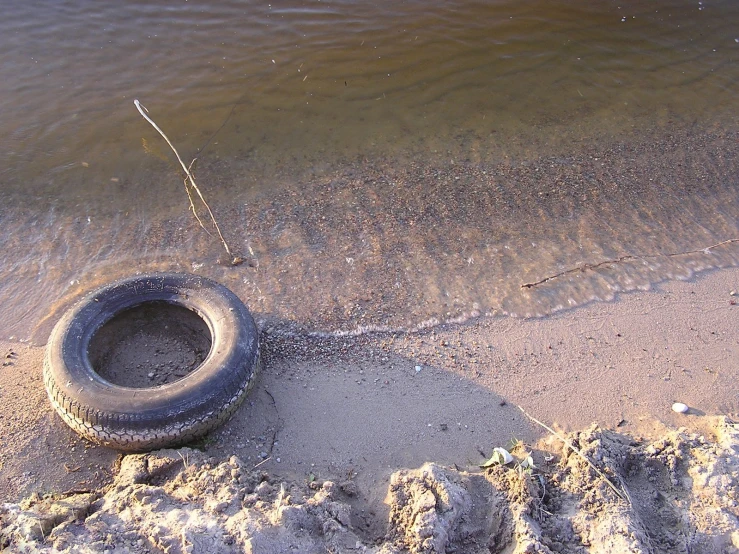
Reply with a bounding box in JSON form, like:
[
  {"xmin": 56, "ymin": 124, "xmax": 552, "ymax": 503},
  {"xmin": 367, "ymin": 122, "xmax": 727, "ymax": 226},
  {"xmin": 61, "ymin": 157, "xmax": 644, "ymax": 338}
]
[
  {"xmin": 493, "ymin": 447, "xmax": 514, "ymax": 465},
  {"xmin": 672, "ymin": 402, "xmax": 689, "ymax": 414}
]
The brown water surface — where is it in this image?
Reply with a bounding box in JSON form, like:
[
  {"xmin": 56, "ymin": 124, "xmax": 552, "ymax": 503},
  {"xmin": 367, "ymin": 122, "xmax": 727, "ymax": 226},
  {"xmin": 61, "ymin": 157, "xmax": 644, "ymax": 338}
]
[{"xmin": 1, "ymin": 0, "xmax": 738, "ymax": 341}]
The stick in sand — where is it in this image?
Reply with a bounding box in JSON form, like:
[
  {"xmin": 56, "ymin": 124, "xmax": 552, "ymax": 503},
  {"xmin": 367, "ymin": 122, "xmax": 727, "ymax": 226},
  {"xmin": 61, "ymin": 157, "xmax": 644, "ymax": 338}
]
[
  {"xmin": 134, "ymin": 99, "xmax": 243, "ymax": 266},
  {"xmin": 517, "ymin": 405, "xmax": 630, "ymax": 504}
]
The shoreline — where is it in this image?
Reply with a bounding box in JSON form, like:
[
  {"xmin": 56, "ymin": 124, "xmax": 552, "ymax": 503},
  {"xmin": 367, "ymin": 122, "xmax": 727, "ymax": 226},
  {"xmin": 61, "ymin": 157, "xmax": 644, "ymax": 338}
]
[
  {"xmin": 2, "ymin": 266, "xmax": 737, "ymax": 494},
  {"xmin": 1, "ymin": 266, "xmax": 738, "ymax": 550},
  {"xmin": 4, "ymin": 124, "xmax": 739, "ymax": 345}
]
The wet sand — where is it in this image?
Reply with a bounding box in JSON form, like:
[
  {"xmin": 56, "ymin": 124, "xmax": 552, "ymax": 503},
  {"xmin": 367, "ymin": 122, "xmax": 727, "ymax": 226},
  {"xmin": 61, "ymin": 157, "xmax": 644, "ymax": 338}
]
[
  {"xmin": 5, "ymin": 124, "xmax": 739, "ymax": 347},
  {"xmin": 1, "ymin": 267, "xmax": 738, "ymax": 551}
]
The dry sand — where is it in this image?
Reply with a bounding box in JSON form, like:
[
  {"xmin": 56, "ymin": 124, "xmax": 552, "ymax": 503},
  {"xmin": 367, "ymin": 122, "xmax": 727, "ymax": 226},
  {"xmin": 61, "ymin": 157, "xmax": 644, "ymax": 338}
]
[{"xmin": 1, "ymin": 267, "xmax": 738, "ymax": 552}]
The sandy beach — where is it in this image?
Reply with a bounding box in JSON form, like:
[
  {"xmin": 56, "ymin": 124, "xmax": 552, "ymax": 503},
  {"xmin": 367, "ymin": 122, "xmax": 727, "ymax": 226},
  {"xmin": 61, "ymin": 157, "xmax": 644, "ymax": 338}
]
[
  {"xmin": 1, "ymin": 266, "xmax": 737, "ymax": 552},
  {"xmin": 1, "ymin": 1, "xmax": 739, "ymax": 551}
]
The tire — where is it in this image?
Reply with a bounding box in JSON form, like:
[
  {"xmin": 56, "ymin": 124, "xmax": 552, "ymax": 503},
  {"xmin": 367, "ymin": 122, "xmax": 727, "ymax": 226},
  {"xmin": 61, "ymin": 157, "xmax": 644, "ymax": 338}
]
[{"xmin": 43, "ymin": 272, "xmax": 261, "ymax": 452}]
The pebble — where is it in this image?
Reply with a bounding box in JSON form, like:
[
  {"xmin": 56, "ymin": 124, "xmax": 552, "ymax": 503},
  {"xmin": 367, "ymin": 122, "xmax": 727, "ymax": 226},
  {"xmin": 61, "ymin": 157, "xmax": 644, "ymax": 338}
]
[
  {"xmin": 672, "ymin": 402, "xmax": 689, "ymax": 414},
  {"xmin": 415, "ymin": 365, "xmax": 422, "ymax": 373}
]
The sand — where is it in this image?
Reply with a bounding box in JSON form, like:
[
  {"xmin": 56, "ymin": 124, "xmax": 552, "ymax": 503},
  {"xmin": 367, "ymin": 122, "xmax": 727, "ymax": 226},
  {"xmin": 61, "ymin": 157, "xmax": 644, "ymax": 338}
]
[{"xmin": 1, "ymin": 267, "xmax": 738, "ymax": 552}]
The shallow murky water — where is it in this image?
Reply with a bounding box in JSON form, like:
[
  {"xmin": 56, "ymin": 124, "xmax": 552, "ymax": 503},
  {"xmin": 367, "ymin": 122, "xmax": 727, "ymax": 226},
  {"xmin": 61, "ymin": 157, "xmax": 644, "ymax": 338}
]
[{"xmin": 1, "ymin": 0, "xmax": 738, "ymax": 341}]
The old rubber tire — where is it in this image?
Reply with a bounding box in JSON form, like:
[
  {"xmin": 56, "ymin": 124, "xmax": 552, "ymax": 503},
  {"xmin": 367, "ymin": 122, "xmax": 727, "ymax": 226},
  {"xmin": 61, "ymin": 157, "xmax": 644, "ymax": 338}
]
[{"xmin": 43, "ymin": 272, "xmax": 260, "ymax": 452}]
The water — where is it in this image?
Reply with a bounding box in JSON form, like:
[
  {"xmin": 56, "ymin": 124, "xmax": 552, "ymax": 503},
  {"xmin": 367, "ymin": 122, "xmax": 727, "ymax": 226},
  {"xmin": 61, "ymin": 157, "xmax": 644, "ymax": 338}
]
[{"xmin": 1, "ymin": 0, "xmax": 738, "ymax": 342}]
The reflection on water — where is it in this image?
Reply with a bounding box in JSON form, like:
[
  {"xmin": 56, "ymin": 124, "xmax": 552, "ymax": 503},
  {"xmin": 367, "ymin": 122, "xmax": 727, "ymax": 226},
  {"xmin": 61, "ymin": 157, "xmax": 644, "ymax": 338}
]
[{"xmin": 1, "ymin": 0, "xmax": 738, "ymax": 341}]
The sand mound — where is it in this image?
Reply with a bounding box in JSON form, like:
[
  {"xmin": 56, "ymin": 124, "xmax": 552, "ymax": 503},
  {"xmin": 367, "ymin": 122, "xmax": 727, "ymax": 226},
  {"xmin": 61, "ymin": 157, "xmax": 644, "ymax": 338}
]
[{"xmin": 2, "ymin": 418, "xmax": 737, "ymax": 553}]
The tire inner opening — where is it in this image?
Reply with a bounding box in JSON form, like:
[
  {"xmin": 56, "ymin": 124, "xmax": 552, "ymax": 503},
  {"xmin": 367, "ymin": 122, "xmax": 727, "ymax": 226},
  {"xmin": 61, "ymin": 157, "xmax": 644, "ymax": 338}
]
[{"xmin": 88, "ymin": 301, "xmax": 213, "ymax": 388}]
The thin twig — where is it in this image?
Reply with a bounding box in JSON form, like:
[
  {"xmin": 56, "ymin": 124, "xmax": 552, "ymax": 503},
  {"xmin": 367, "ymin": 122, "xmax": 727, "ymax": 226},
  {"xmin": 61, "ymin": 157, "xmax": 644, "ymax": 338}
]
[
  {"xmin": 177, "ymin": 450, "xmax": 190, "ymax": 471},
  {"xmin": 183, "ymin": 158, "xmax": 210, "ymax": 232},
  {"xmin": 134, "ymin": 99, "xmax": 242, "ymax": 265},
  {"xmin": 195, "ymin": 99, "xmax": 241, "ymax": 157},
  {"xmin": 253, "ymin": 457, "xmax": 272, "ymax": 470},
  {"xmin": 134, "ymin": 100, "xmax": 207, "ymax": 230},
  {"xmin": 518, "ymin": 405, "xmax": 628, "ymax": 503},
  {"xmin": 521, "ymin": 238, "xmax": 739, "ymax": 289}
]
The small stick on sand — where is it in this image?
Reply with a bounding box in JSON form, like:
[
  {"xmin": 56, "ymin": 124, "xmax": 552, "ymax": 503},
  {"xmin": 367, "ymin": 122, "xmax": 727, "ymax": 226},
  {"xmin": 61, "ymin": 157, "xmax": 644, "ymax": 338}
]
[
  {"xmin": 518, "ymin": 405, "xmax": 629, "ymax": 504},
  {"xmin": 253, "ymin": 456, "xmax": 272, "ymax": 470},
  {"xmin": 134, "ymin": 99, "xmax": 243, "ymax": 266}
]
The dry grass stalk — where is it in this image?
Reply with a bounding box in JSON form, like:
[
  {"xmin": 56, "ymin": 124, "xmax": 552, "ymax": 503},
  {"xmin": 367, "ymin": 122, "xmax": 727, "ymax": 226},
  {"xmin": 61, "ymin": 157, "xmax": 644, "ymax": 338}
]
[
  {"xmin": 134, "ymin": 99, "xmax": 242, "ymax": 265},
  {"xmin": 522, "ymin": 238, "xmax": 739, "ymax": 289},
  {"xmin": 518, "ymin": 405, "xmax": 629, "ymax": 503}
]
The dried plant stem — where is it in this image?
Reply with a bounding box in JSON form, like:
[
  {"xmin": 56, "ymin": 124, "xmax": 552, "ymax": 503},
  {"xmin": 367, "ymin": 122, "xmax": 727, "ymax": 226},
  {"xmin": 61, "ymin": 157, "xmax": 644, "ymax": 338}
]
[
  {"xmin": 134, "ymin": 99, "xmax": 241, "ymax": 265},
  {"xmin": 521, "ymin": 238, "xmax": 739, "ymax": 289},
  {"xmin": 518, "ymin": 405, "xmax": 629, "ymax": 503}
]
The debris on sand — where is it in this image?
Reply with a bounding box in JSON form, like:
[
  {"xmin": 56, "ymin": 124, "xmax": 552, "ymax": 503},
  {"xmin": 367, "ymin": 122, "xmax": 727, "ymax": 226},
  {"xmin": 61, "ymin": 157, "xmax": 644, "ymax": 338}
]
[{"xmin": 2, "ymin": 418, "xmax": 737, "ymax": 553}]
